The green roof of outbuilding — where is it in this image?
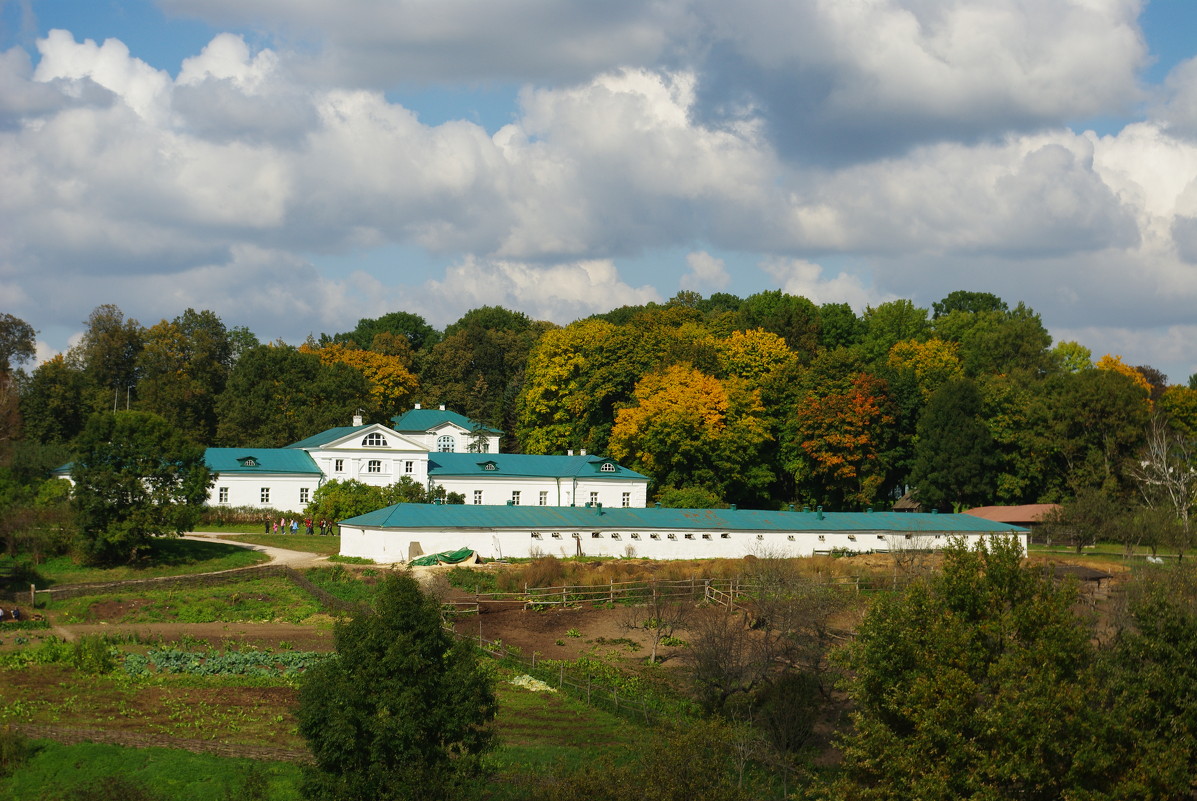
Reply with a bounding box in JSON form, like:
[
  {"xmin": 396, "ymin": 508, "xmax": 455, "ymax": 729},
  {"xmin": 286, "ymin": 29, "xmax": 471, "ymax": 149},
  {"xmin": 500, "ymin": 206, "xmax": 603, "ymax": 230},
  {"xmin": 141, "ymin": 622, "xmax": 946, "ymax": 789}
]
[
  {"xmin": 286, "ymin": 425, "xmax": 372, "ymax": 449},
  {"xmin": 427, "ymin": 453, "xmax": 646, "ymax": 480},
  {"xmin": 391, "ymin": 408, "xmax": 502, "ymax": 435},
  {"xmin": 205, "ymin": 448, "xmax": 322, "ymax": 474},
  {"xmin": 341, "ymin": 503, "xmax": 1029, "ymax": 533}
]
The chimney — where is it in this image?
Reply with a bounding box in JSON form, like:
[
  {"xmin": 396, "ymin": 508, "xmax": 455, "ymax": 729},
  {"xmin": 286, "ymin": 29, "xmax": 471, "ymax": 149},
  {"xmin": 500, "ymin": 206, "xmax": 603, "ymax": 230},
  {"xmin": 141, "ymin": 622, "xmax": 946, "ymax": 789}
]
[
  {"xmin": 352, "ymin": 410, "xmax": 363, "ymax": 426},
  {"xmin": 580, "ymin": 448, "xmax": 586, "ymax": 456},
  {"xmin": 567, "ymin": 449, "xmax": 574, "ymax": 456},
  {"xmin": 439, "ymin": 404, "xmax": 446, "ymax": 410},
  {"xmin": 414, "ymin": 403, "xmax": 421, "ymax": 410}
]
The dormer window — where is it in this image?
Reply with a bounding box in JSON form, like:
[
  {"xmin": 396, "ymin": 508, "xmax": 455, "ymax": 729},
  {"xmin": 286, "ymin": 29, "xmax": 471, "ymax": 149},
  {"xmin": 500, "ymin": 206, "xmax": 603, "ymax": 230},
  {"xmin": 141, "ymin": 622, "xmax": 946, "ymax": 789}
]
[
  {"xmin": 600, "ymin": 462, "xmax": 616, "ymax": 473},
  {"xmin": 482, "ymin": 462, "xmax": 498, "ymax": 471},
  {"xmin": 237, "ymin": 457, "xmax": 258, "ymax": 468},
  {"xmin": 363, "ymin": 433, "xmax": 387, "ymax": 447},
  {"xmin": 437, "ymin": 434, "xmax": 456, "ymax": 452}
]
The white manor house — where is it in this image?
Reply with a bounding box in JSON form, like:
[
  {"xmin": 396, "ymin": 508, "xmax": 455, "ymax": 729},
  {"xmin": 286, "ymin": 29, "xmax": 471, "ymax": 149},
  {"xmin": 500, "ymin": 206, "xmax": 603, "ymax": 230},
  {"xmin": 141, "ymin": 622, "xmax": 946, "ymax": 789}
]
[{"xmin": 202, "ymin": 406, "xmax": 649, "ymax": 514}]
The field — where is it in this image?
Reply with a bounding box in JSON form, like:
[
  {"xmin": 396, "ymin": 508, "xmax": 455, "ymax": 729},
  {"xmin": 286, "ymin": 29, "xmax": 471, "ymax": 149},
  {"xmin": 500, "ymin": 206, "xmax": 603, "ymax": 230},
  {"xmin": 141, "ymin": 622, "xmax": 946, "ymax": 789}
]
[{"xmin": 0, "ymin": 534, "xmax": 1136, "ymax": 799}]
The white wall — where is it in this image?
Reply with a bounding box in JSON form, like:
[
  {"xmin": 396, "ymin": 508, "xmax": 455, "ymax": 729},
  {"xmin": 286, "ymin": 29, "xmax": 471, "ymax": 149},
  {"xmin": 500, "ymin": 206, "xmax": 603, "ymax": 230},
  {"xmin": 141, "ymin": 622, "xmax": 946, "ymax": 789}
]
[
  {"xmin": 339, "ymin": 525, "xmax": 1026, "ymax": 563},
  {"xmin": 432, "ymin": 476, "xmax": 647, "ymax": 508},
  {"xmin": 209, "ymin": 474, "xmax": 320, "ymax": 514}
]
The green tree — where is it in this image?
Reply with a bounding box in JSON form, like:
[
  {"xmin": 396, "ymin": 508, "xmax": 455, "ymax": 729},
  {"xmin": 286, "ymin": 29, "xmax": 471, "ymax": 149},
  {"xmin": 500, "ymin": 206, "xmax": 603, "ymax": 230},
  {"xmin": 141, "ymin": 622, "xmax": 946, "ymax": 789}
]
[
  {"xmin": 305, "ymin": 477, "xmax": 428, "ymax": 522},
  {"xmin": 1052, "ymin": 340, "xmax": 1093, "ymax": 373},
  {"xmin": 909, "ymin": 379, "xmax": 997, "ymax": 511},
  {"xmin": 736, "ymin": 290, "xmax": 821, "ymax": 360},
  {"xmin": 816, "ymin": 536, "xmax": 1119, "ymax": 800},
  {"xmin": 932, "ymin": 302, "xmax": 1053, "ymax": 376},
  {"xmin": 930, "ymin": 289, "xmax": 1008, "ymax": 318},
  {"xmin": 297, "ymin": 572, "xmax": 496, "ymax": 801},
  {"xmin": 332, "ymin": 310, "xmax": 441, "ymax": 353},
  {"xmin": 71, "ymin": 411, "xmax": 212, "ymax": 564},
  {"xmin": 215, "ymin": 344, "xmax": 374, "ymax": 447},
  {"xmin": 137, "ymin": 309, "xmax": 233, "ymax": 444},
  {"xmin": 818, "ymin": 302, "xmax": 862, "ymax": 350},
  {"xmin": 68, "ymin": 304, "xmax": 145, "ymax": 412},
  {"xmin": 858, "ymin": 300, "xmax": 930, "ymax": 365},
  {"xmin": 19, "ymin": 355, "xmax": 89, "ymax": 445}
]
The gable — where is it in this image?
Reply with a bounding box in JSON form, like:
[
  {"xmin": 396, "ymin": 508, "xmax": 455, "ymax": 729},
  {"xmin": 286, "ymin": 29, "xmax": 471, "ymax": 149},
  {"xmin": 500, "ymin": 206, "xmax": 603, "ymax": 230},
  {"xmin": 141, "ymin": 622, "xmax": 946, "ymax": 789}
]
[{"xmin": 288, "ymin": 423, "xmax": 427, "ymax": 453}]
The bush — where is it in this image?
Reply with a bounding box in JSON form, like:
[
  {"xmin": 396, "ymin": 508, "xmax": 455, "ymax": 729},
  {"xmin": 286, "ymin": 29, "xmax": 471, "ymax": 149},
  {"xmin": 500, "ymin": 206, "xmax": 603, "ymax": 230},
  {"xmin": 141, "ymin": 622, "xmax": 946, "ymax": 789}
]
[
  {"xmin": 0, "ymin": 725, "xmax": 34, "ymax": 778},
  {"xmin": 445, "ymin": 567, "xmax": 497, "ymax": 593},
  {"xmin": 198, "ymin": 505, "xmax": 286, "ymax": 528},
  {"xmin": 71, "ymin": 635, "xmax": 117, "ymax": 674}
]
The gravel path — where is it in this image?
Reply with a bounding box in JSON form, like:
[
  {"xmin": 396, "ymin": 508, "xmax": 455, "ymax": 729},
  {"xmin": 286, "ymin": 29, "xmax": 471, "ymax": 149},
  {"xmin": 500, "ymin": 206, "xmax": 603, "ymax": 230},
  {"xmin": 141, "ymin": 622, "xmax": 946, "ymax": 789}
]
[{"xmin": 181, "ymin": 532, "xmax": 332, "ymax": 570}]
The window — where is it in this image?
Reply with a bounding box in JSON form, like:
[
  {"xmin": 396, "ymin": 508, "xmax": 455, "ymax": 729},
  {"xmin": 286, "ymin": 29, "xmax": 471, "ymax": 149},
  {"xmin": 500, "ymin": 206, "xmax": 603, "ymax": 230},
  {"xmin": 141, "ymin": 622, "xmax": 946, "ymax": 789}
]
[
  {"xmin": 650, "ymin": 533, "xmax": 661, "ymax": 540},
  {"xmin": 818, "ymin": 534, "xmax": 826, "ymax": 542},
  {"xmin": 260, "ymin": 488, "xmax": 270, "ymax": 504},
  {"xmin": 473, "ymin": 490, "xmax": 483, "ymax": 505},
  {"xmin": 551, "ymin": 532, "xmax": 562, "ymax": 539},
  {"xmin": 511, "ymin": 491, "xmax": 521, "ymax": 506},
  {"xmin": 667, "ymin": 533, "xmax": 676, "ymax": 540},
  {"xmin": 437, "ymin": 434, "xmax": 456, "ymax": 452},
  {"xmin": 589, "ymin": 492, "xmax": 599, "ymax": 505},
  {"xmin": 611, "ymin": 533, "xmax": 621, "ymax": 540},
  {"xmin": 218, "ymin": 487, "xmax": 229, "ymax": 503},
  {"xmin": 300, "ymin": 488, "xmax": 310, "ymax": 504},
  {"xmin": 334, "ymin": 459, "xmax": 344, "ymax": 473},
  {"xmin": 591, "ymin": 532, "xmax": 602, "ymax": 538},
  {"xmin": 363, "ymin": 433, "xmax": 387, "ymax": 447},
  {"xmin": 756, "ymin": 534, "xmax": 764, "ymax": 540},
  {"xmin": 621, "ymin": 492, "xmax": 630, "ymax": 508},
  {"xmin": 720, "ymin": 533, "xmax": 730, "ymax": 539},
  {"xmin": 531, "ymin": 532, "xmax": 542, "ymax": 539},
  {"xmin": 483, "ymin": 463, "xmax": 497, "ymax": 471},
  {"xmin": 365, "ymin": 459, "xmax": 381, "ymax": 473},
  {"xmin": 631, "ymin": 533, "xmax": 640, "ymax": 540},
  {"xmin": 405, "ymin": 461, "xmax": 413, "ymax": 474},
  {"xmin": 701, "ymin": 533, "xmax": 711, "ymax": 540},
  {"xmin": 539, "ymin": 491, "xmax": 548, "ymax": 506},
  {"xmin": 847, "ymin": 534, "xmax": 856, "ymax": 541},
  {"xmin": 787, "ymin": 535, "xmax": 795, "ymax": 541},
  {"xmin": 600, "ymin": 462, "xmax": 616, "ymax": 473},
  {"xmin": 685, "ymin": 533, "xmax": 694, "ymax": 540}
]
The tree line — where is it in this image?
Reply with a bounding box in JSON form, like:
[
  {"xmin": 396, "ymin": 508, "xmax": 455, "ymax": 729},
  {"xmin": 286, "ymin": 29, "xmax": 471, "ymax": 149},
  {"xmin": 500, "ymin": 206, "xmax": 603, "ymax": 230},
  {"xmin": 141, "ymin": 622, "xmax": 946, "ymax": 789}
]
[{"xmin": 2, "ymin": 289, "xmax": 1196, "ymax": 538}]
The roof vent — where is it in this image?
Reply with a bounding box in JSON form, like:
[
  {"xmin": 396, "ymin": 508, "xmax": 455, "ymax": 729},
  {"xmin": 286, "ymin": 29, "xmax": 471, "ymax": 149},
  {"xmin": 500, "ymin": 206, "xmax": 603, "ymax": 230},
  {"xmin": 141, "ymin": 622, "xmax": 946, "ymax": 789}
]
[
  {"xmin": 788, "ymin": 504, "xmax": 795, "ymax": 512},
  {"xmin": 931, "ymin": 508, "xmax": 938, "ymax": 514},
  {"xmin": 803, "ymin": 506, "xmax": 809, "ymax": 513},
  {"xmin": 730, "ymin": 504, "xmax": 737, "ymax": 511},
  {"xmin": 655, "ymin": 502, "xmax": 662, "ymax": 508},
  {"xmin": 414, "ymin": 403, "xmax": 421, "ymax": 409},
  {"xmin": 816, "ymin": 506, "xmax": 824, "ymax": 521}
]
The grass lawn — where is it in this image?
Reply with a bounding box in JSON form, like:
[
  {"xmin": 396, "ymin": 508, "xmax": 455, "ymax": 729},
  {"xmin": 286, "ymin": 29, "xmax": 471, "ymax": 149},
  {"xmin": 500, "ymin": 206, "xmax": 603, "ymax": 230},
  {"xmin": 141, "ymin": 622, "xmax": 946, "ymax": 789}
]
[
  {"xmin": 46, "ymin": 576, "xmax": 327, "ymax": 624},
  {"xmin": 19, "ymin": 539, "xmax": 269, "ymax": 588},
  {"xmin": 0, "ymin": 740, "xmax": 303, "ymax": 801},
  {"xmin": 217, "ymin": 534, "xmax": 342, "ymax": 557}
]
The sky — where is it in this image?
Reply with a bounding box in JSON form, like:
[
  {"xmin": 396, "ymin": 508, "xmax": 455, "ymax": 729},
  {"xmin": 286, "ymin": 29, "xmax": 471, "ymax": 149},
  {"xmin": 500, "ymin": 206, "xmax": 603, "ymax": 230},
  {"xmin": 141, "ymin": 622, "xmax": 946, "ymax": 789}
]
[{"xmin": 2, "ymin": 0, "xmax": 1197, "ymax": 384}]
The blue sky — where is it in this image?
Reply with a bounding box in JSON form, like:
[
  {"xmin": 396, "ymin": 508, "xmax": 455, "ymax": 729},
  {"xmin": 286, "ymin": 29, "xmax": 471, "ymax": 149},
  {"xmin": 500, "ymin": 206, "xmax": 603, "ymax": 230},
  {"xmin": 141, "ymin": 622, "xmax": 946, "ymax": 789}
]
[{"xmin": 2, "ymin": 0, "xmax": 1197, "ymax": 384}]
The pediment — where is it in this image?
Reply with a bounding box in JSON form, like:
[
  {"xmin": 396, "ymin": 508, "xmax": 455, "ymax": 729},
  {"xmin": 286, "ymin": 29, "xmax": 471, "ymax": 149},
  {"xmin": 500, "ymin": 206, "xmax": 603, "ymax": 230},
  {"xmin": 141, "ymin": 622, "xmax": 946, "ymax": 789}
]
[{"xmin": 308, "ymin": 424, "xmax": 428, "ymax": 454}]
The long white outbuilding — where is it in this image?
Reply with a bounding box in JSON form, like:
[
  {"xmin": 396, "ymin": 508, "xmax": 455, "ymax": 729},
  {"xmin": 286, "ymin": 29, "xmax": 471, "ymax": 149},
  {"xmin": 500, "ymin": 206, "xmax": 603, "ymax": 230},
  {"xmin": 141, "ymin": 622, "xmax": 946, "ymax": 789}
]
[{"xmin": 339, "ymin": 503, "xmax": 1029, "ymax": 563}]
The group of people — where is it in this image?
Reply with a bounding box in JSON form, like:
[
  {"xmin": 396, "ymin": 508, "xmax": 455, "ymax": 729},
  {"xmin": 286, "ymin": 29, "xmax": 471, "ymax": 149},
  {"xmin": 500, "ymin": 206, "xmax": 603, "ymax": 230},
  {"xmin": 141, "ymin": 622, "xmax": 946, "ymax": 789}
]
[
  {"xmin": 0, "ymin": 607, "xmax": 22, "ymax": 622},
  {"xmin": 264, "ymin": 517, "xmax": 336, "ymax": 536}
]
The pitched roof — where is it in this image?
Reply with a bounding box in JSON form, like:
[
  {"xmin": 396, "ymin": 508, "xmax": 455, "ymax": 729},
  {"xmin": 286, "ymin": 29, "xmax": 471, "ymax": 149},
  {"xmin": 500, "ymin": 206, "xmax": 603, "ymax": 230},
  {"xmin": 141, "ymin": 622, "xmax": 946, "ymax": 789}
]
[
  {"xmin": 342, "ymin": 503, "xmax": 1029, "ymax": 533},
  {"xmin": 286, "ymin": 425, "xmax": 372, "ymax": 449},
  {"xmin": 426, "ymin": 453, "xmax": 646, "ymax": 480},
  {"xmin": 205, "ymin": 448, "xmax": 322, "ymax": 475},
  {"xmin": 963, "ymin": 504, "xmax": 1060, "ymax": 524},
  {"xmin": 390, "ymin": 408, "xmax": 502, "ymax": 435}
]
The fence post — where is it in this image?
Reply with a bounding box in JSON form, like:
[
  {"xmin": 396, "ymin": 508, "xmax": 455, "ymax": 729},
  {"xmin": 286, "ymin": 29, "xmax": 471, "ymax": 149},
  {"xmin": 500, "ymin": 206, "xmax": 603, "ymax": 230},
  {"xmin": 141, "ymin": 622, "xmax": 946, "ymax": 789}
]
[
  {"xmin": 30, "ymin": 584, "xmax": 36, "ymax": 609},
  {"xmin": 559, "ymin": 663, "xmax": 564, "ymax": 688},
  {"xmin": 562, "ymin": 584, "xmax": 567, "ymax": 606},
  {"xmin": 609, "ymin": 578, "xmax": 614, "ymax": 604}
]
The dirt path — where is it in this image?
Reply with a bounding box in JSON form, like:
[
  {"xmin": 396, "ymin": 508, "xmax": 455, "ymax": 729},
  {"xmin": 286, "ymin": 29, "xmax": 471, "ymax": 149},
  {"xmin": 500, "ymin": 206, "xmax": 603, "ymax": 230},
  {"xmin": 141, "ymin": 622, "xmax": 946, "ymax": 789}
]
[{"xmin": 181, "ymin": 533, "xmax": 332, "ymax": 570}]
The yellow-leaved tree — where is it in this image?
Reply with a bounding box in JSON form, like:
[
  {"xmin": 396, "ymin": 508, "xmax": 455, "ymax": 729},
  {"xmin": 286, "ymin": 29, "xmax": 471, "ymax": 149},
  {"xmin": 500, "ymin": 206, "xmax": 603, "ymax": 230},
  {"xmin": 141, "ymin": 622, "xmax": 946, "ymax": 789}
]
[{"xmin": 300, "ymin": 343, "xmax": 418, "ymax": 415}]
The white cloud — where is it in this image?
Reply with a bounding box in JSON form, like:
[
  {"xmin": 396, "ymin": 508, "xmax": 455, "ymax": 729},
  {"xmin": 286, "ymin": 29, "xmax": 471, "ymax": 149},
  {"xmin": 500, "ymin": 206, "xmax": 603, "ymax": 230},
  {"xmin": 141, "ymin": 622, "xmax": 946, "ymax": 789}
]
[
  {"xmin": 681, "ymin": 251, "xmax": 729, "ymax": 290},
  {"xmin": 424, "ymin": 256, "xmax": 661, "ymax": 323},
  {"xmin": 760, "ymin": 257, "xmax": 894, "ymax": 311}
]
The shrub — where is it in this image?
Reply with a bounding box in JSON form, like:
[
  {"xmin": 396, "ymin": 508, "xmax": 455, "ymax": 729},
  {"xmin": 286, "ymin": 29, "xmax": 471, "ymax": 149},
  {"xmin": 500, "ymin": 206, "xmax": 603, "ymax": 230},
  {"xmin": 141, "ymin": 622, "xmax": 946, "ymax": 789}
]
[
  {"xmin": 71, "ymin": 635, "xmax": 117, "ymax": 674},
  {"xmin": 0, "ymin": 725, "xmax": 34, "ymax": 778}
]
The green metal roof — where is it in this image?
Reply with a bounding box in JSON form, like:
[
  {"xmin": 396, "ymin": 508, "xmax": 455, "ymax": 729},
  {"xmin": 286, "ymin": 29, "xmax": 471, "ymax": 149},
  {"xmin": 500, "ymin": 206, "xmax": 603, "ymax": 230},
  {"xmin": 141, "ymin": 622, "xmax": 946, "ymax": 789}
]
[
  {"xmin": 205, "ymin": 448, "xmax": 322, "ymax": 474},
  {"xmin": 391, "ymin": 408, "xmax": 502, "ymax": 435},
  {"xmin": 286, "ymin": 425, "xmax": 372, "ymax": 450},
  {"xmin": 427, "ymin": 453, "xmax": 646, "ymax": 480},
  {"xmin": 341, "ymin": 503, "xmax": 1029, "ymax": 533}
]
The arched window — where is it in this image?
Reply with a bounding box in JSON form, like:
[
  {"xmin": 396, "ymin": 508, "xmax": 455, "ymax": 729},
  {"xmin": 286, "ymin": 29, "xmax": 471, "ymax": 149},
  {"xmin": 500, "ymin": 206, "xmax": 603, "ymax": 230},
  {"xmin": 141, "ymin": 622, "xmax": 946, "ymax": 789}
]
[
  {"xmin": 600, "ymin": 462, "xmax": 616, "ymax": 473},
  {"xmin": 366, "ymin": 459, "xmax": 382, "ymax": 473},
  {"xmin": 363, "ymin": 433, "xmax": 387, "ymax": 447},
  {"xmin": 437, "ymin": 435, "xmax": 456, "ymax": 452}
]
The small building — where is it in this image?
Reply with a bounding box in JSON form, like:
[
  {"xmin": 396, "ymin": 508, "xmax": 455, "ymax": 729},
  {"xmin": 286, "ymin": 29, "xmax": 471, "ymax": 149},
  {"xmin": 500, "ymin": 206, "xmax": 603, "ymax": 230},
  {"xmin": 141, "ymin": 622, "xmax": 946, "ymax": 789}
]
[
  {"xmin": 963, "ymin": 504, "xmax": 1060, "ymax": 543},
  {"xmin": 338, "ymin": 504, "xmax": 1029, "ymax": 563}
]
